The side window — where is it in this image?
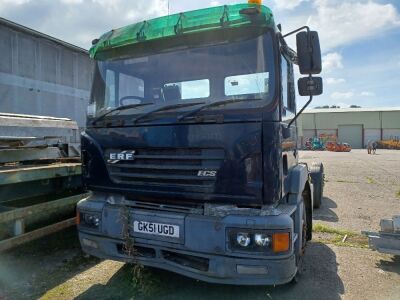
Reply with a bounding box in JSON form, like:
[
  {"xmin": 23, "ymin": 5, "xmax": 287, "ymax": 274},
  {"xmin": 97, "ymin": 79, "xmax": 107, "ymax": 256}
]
[
  {"xmin": 281, "ymin": 55, "xmax": 296, "ymax": 115},
  {"xmin": 281, "ymin": 55, "xmax": 289, "ymax": 116},
  {"xmin": 288, "ymin": 63, "xmax": 296, "ymax": 113}
]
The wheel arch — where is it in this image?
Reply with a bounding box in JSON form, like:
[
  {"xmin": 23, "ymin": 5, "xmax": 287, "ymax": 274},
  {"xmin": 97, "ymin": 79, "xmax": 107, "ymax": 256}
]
[
  {"xmin": 286, "ymin": 164, "xmax": 313, "ymax": 241},
  {"xmin": 302, "ymin": 180, "xmax": 313, "ymax": 241}
]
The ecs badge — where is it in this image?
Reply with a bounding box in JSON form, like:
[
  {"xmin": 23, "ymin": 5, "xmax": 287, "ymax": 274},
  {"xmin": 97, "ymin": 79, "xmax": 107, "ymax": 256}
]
[{"xmin": 197, "ymin": 170, "xmax": 217, "ymax": 177}]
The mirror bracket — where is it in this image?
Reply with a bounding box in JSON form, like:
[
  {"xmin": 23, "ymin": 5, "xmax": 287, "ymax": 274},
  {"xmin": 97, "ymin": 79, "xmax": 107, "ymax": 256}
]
[
  {"xmin": 288, "ymin": 93, "xmax": 313, "ymax": 128},
  {"xmin": 282, "ymin": 25, "xmax": 310, "ymax": 38}
]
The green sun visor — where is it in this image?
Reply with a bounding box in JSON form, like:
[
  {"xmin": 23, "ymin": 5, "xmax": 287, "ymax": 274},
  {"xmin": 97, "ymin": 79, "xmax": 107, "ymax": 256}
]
[{"xmin": 89, "ymin": 3, "xmax": 274, "ymax": 59}]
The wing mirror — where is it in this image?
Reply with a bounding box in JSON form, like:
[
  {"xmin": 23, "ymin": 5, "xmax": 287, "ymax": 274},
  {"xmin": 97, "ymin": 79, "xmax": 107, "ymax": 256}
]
[
  {"xmin": 298, "ymin": 77, "xmax": 323, "ymax": 96},
  {"xmin": 296, "ymin": 31, "xmax": 322, "ymax": 75},
  {"xmin": 280, "ymin": 27, "xmax": 323, "ymax": 127}
]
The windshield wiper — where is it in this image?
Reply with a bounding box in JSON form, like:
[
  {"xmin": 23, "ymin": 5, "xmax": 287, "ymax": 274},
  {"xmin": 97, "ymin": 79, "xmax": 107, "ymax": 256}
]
[
  {"xmin": 133, "ymin": 101, "xmax": 205, "ymax": 124},
  {"xmin": 91, "ymin": 102, "xmax": 154, "ymax": 125},
  {"xmin": 177, "ymin": 98, "xmax": 263, "ymax": 121}
]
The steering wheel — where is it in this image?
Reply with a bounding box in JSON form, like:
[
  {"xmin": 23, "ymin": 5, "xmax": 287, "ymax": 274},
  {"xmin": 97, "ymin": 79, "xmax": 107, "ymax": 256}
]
[{"xmin": 119, "ymin": 95, "xmax": 144, "ymax": 106}]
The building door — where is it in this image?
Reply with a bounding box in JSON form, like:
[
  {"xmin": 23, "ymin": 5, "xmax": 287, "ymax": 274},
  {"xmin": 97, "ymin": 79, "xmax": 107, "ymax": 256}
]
[{"xmin": 338, "ymin": 124, "xmax": 363, "ymax": 148}]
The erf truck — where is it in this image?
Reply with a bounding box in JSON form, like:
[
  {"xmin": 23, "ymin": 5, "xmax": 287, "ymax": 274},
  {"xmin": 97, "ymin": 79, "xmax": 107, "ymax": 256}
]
[{"xmin": 77, "ymin": 1, "xmax": 324, "ymax": 285}]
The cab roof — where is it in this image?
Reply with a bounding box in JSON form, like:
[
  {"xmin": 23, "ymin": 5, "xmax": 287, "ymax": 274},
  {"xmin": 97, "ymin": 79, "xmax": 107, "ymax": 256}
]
[{"xmin": 89, "ymin": 3, "xmax": 274, "ymax": 59}]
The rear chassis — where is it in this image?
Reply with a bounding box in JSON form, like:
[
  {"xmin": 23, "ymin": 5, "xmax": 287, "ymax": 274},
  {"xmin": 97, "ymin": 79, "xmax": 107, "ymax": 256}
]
[{"xmin": 77, "ymin": 193, "xmax": 298, "ymax": 285}]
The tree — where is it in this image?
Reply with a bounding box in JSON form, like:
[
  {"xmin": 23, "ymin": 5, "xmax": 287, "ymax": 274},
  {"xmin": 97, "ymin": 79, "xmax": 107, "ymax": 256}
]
[{"xmin": 350, "ymin": 105, "xmax": 361, "ymax": 108}]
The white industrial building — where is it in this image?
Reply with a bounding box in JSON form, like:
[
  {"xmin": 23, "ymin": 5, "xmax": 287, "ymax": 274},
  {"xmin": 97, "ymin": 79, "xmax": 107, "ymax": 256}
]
[{"xmin": 299, "ymin": 107, "xmax": 400, "ymax": 149}]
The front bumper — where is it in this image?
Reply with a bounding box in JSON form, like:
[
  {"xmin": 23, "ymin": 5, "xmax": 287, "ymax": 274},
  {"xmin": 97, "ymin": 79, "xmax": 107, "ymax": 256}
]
[
  {"xmin": 77, "ymin": 195, "xmax": 297, "ymax": 285},
  {"xmin": 79, "ymin": 232, "xmax": 297, "ymax": 285}
]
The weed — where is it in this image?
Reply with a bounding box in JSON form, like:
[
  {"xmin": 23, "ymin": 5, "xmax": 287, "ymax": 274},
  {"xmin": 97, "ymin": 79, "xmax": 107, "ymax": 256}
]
[
  {"xmin": 336, "ymin": 179, "xmax": 358, "ymax": 183},
  {"xmin": 396, "ymin": 190, "xmax": 400, "ymax": 198},
  {"xmin": 132, "ymin": 265, "xmax": 164, "ymax": 298},
  {"xmin": 366, "ymin": 177, "xmax": 376, "ymax": 184}
]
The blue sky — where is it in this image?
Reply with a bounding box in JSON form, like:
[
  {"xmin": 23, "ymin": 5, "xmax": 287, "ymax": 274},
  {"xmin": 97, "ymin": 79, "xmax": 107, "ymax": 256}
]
[{"xmin": 1, "ymin": 0, "xmax": 399, "ymax": 108}]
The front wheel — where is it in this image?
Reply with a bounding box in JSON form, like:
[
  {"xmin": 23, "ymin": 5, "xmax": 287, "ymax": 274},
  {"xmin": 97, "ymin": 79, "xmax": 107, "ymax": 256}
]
[{"xmin": 310, "ymin": 162, "xmax": 324, "ymax": 209}]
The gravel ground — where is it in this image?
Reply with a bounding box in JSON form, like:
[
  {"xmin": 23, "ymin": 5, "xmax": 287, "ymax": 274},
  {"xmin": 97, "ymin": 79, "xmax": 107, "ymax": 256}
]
[
  {"xmin": 300, "ymin": 149, "xmax": 400, "ymax": 232},
  {"xmin": 0, "ymin": 150, "xmax": 399, "ymax": 299}
]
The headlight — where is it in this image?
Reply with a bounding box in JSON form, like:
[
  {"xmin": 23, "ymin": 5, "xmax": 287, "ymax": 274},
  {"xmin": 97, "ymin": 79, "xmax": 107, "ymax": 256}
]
[
  {"xmin": 227, "ymin": 228, "xmax": 289, "ymax": 253},
  {"xmin": 236, "ymin": 233, "xmax": 251, "ymax": 247},
  {"xmin": 79, "ymin": 212, "xmax": 101, "ymax": 228},
  {"xmin": 254, "ymin": 233, "xmax": 271, "ymax": 247}
]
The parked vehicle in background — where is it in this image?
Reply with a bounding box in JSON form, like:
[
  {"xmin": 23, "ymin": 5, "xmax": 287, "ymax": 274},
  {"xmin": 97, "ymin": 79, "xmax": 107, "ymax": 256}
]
[{"xmin": 326, "ymin": 142, "xmax": 351, "ymax": 152}]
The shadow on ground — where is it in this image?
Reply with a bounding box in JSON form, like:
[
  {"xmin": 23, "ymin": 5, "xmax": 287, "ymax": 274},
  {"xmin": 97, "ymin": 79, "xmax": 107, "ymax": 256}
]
[
  {"xmin": 77, "ymin": 242, "xmax": 344, "ymax": 300},
  {"xmin": 313, "ymin": 197, "xmax": 339, "ymax": 222},
  {"xmin": 0, "ymin": 227, "xmax": 101, "ymax": 299},
  {"xmin": 376, "ymin": 256, "xmax": 400, "ymax": 275}
]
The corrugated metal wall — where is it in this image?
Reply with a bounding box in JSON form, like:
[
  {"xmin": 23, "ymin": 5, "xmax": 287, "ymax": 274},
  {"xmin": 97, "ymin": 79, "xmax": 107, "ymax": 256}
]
[
  {"xmin": 0, "ymin": 19, "xmax": 93, "ymax": 129},
  {"xmin": 300, "ymin": 110, "xmax": 400, "ymax": 148}
]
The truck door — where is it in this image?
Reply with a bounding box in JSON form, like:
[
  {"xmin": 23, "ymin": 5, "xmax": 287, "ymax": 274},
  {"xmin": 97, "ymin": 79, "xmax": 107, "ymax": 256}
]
[{"xmin": 281, "ymin": 53, "xmax": 298, "ymax": 195}]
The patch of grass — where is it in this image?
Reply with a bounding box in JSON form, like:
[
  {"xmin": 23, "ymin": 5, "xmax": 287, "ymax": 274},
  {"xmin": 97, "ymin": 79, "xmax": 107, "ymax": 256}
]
[
  {"xmin": 313, "ymin": 223, "xmax": 355, "ymax": 236},
  {"xmin": 396, "ymin": 190, "xmax": 400, "ymax": 198},
  {"xmin": 366, "ymin": 177, "xmax": 376, "ymax": 184},
  {"xmin": 313, "ymin": 223, "xmax": 368, "ymax": 248}
]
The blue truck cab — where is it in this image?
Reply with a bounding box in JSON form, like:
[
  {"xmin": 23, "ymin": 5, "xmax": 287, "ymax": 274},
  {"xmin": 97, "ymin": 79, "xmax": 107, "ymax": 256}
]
[{"xmin": 77, "ymin": 2, "xmax": 324, "ymax": 285}]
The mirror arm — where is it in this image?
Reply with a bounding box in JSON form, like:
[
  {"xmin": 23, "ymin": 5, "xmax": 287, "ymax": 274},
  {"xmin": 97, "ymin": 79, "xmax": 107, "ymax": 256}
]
[
  {"xmin": 288, "ymin": 75, "xmax": 314, "ymax": 128},
  {"xmin": 283, "ymin": 25, "xmax": 310, "ymax": 38},
  {"xmin": 277, "ymin": 33, "xmax": 298, "ymax": 65},
  {"xmin": 288, "ymin": 95, "xmax": 312, "ymax": 127}
]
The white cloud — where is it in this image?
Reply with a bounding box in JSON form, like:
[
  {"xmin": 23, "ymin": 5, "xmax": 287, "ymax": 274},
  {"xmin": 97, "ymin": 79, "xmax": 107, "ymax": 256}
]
[
  {"xmin": 360, "ymin": 91, "xmax": 375, "ymax": 97},
  {"xmin": 322, "ymin": 52, "xmax": 343, "ymax": 73},
  {"xmin": 272, "ymin": 0, "xmax": 307, "ymax": 10},
  {"xmin": 326, "ymin": 77, "xmax": 345, "ymax": 85},
  {"xmin": 0, "ymin": 0, "xmax": 168, "ymax": 48},
  {"xmin": 330, "ymin": 91, "xmax": 354, "ymax": 100},
  {"xmin": 210, "ymin": 1, "xmax": 219, "ymax": 6},
  {"xmin": 307, "ymin": 0, "xmax": 400, "ymax": 51},
  {"xmin": 60, "ymin": 0, "xmax": 83, "ymax": 3}
]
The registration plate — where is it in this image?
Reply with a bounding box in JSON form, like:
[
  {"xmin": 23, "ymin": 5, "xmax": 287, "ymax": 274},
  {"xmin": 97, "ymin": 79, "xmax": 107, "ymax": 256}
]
[{"xmin": 133, "ymin": 220, "xmax": 180, "ymax": 238}]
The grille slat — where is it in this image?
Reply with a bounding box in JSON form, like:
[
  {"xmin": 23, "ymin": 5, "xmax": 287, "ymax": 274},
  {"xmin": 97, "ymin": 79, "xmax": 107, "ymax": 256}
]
[
  {"xmin": 109, "ymin": 164, "xmax": 219, "ymax": 171},
  {"xmin": 110, "ymin": 171, "xmax": 216, "ymax": 181},
  {"xmin": 110, "ymin": 179, "xmax": 214, "ymax": 191},
  {"xmin": 129, "ymin": 154, "xmax": 223, "ymax": 160}
]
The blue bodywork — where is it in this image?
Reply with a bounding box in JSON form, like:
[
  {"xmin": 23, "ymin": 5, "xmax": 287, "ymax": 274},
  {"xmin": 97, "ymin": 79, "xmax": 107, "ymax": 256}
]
[
  {"xmin": 78, "ymin": 17, "xmax": 311, "ymax": 285},
  {"xmin": 78, "ymin": 191, "xmax": 299, "ymax": 285},
  {"xmin": 78, "ymin": 104, "xmax": 307, "ymax": 285},
  {"xmin": 81, "ymin": 116, "xmax": 284, "ymax": 206}
]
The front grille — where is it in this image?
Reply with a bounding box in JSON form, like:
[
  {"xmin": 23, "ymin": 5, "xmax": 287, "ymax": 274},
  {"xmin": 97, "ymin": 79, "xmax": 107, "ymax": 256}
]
[
  {"xmin": 162, "ymin": 250, "xmax": 209, "ymax": 271},
  {"xmin": 105, "ymin": 148, "xmax": 224, "ymax": 189},
  {"xmin": 117, "ymin": 244, "xmax": 156, "ymax": 258}
]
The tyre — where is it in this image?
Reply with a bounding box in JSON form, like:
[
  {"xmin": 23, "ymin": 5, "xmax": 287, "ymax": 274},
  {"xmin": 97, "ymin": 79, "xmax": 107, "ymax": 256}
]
[
  {"xmin": 292, "ymin": 199, "xmax": 308, "ymax": 284},
  {"xmin": 309, "ymin": 162, "xmax": 324, "ymax": 209}
]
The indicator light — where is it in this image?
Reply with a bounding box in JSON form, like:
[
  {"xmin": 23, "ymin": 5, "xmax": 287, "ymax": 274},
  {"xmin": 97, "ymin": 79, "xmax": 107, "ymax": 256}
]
[
  {"xmin": 248, "ymin": 0, "xmax": 262, "ymax": 5},
  {"xmin": 273, "ymin": 232, "xmax": 290, "ymax": 253}
]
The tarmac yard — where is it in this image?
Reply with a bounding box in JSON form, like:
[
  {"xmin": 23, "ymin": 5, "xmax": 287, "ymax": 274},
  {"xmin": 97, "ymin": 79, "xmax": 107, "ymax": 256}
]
[{"xmin": 1, "ymin": 150, "xmax": 399, "ymax": 300}]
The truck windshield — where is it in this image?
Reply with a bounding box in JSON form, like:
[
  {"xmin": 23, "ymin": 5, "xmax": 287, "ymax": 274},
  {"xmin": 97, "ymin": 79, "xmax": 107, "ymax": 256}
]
[{"xmin": 89, "ymin": 32, "xmax": 275, "ymax": 119}]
